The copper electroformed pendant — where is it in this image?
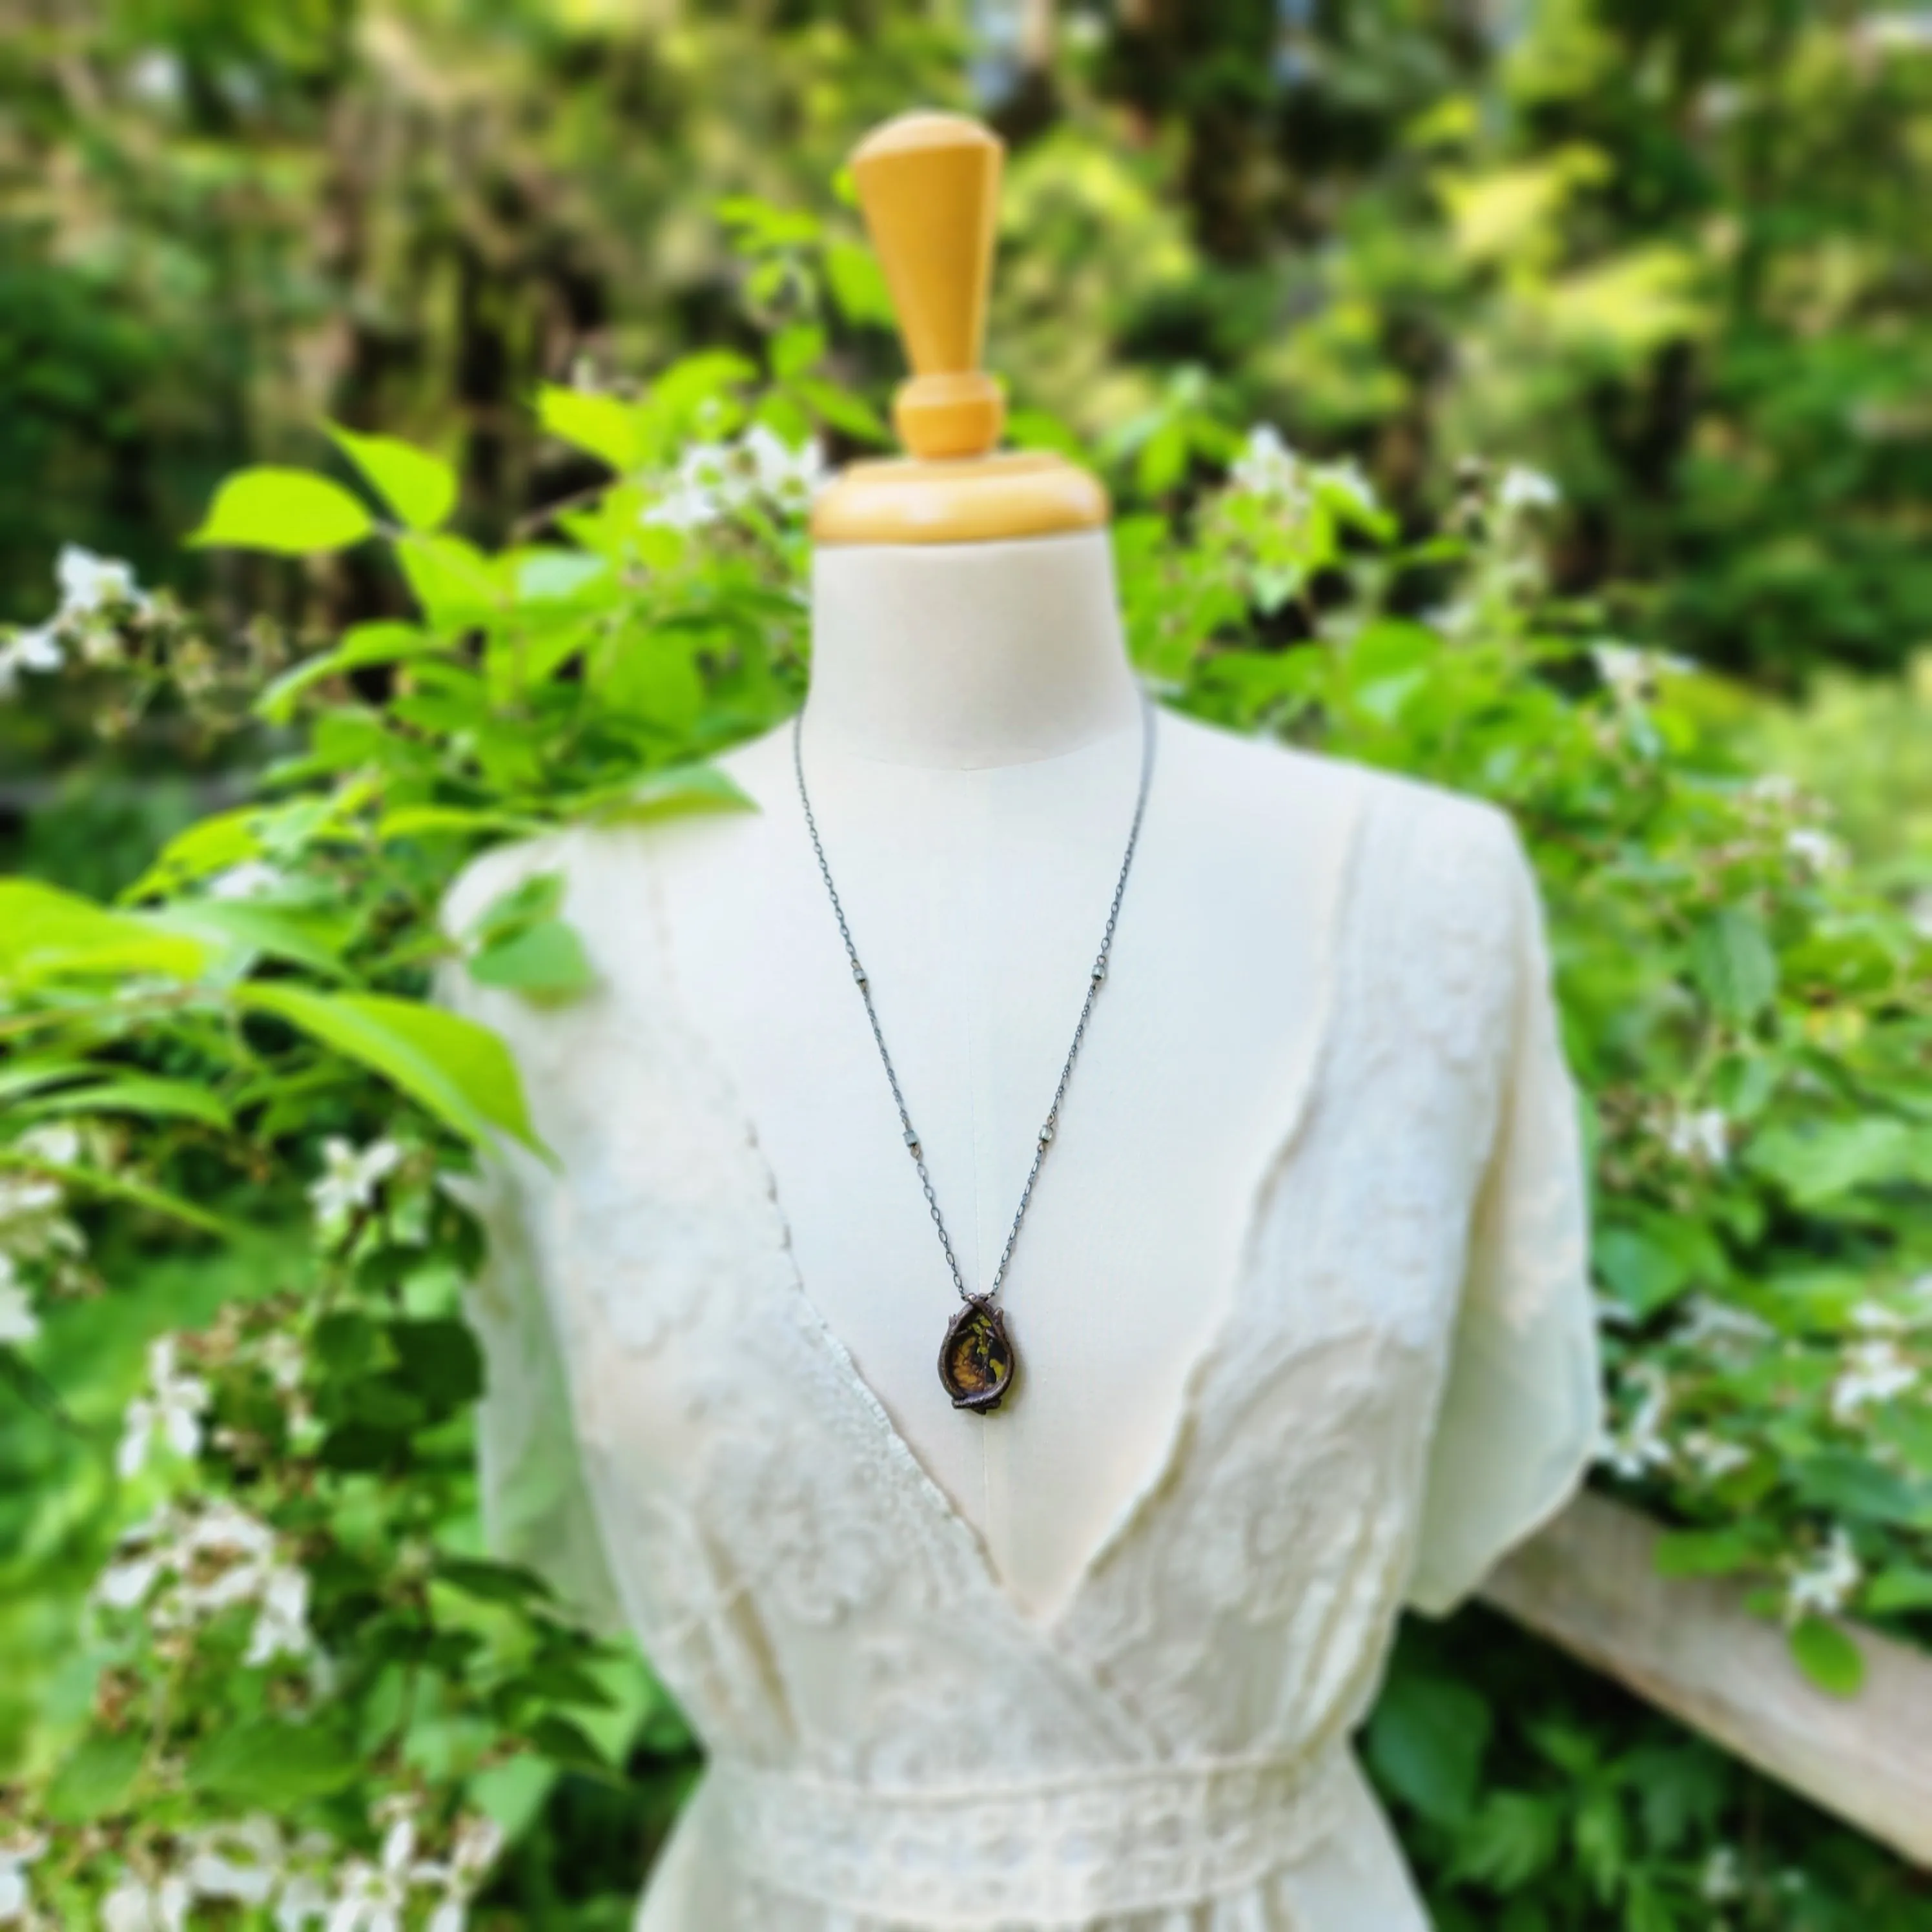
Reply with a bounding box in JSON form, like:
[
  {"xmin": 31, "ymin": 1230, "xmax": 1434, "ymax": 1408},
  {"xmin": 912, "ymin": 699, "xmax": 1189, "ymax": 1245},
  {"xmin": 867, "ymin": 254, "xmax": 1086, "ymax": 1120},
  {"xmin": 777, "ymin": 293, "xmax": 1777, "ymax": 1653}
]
[{"xmin": 939, "ymin": 1297, "xmax": 1015, "ymax": 1412}]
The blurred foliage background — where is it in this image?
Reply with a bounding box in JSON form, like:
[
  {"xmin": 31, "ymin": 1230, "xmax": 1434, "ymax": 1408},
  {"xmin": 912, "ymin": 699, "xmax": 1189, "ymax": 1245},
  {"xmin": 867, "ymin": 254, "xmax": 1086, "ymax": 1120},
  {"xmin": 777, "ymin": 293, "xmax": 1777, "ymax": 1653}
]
[
  {"xmin": 5, "ymin": 0, "xmax": 1932, "ymax": 686},
  {"xmin": 5, "ymin": 1, "xmax": 1932, "ymax": 1927}
]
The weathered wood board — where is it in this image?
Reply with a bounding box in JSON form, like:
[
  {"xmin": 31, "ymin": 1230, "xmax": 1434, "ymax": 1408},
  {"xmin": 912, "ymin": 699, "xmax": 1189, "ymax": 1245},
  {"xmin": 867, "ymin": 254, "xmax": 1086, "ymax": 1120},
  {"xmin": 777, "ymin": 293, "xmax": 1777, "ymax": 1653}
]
[{"xmin": 1479, "ymin": 1491, "xmax": 1932, "ymax": 1867}]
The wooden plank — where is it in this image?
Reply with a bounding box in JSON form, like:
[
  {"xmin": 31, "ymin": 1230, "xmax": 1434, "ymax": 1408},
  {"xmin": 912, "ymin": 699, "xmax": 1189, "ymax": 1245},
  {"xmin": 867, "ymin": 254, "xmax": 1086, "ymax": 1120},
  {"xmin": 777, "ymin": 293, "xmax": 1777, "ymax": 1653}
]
[{"xmin": 1478, "ymin": 1491, "xmax": 1932, "ymax": 1867}]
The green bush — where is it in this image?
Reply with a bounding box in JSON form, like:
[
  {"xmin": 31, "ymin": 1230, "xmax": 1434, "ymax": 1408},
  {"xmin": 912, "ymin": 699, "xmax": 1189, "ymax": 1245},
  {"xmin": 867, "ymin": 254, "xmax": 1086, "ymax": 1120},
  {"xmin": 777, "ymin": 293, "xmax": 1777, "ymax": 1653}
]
[{"xmin": 2, "ymin": 203, "xmax": 1929, "ymax": 1929}]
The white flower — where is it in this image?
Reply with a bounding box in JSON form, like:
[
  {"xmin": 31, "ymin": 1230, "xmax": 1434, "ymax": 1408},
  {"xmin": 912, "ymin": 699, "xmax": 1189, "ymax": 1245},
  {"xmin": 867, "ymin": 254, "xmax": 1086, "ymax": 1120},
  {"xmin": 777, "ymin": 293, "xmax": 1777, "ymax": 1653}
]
[
  {"xmin": 276, "ymin": 1871, "xmax": 335, "ymax": 1932},
  {"xmin": 17, "ymin": 1124, "xmax": 81, "ymax": 1170},
  {"xmin": 1784, "ymin": 1525, "xmax": 1861, "ymax": 1623},
  {"xmin": 1748, "ymin": 772, "xmax": 1800, "ymax": 806},
  {"xmin": 102, "ymin": 1871, "xmax": 191, "ymax": 1932},
  {"xmin": 1229, "ymin": 424, "xmax": 1308, "ymax": 506},
  {"xmin": 245, "ymin": 1563, "xmax": 315, "ymax": 1667},
  {"xmin": 56, "ymin": 545, "xmax": 147, "ymax": 619},
  {"xmin": 207, "ymin": 860, "xmax": 284, "ymax": 901},
  {"xmin": 0, "ymin": 1835, "xmax": 46, "ymax": 1924},
  {"xmin": 1665, "ymin": 1105, "xmax": 1731, "ymax": 1169},
  {"xmin": 1700, "ymin": 1844, "xmax": 1744, "ymax": 1903},
  {"xmin": 183, "ymin": 1816, "xmax": 285, "ymax": 1905},
  {"xmin": 0, "ymin": 624, "xmax": 63, "ymax": 699},
  {"xmin": 1672, "ymin": 1295, "xmax": 1773, "ymax": 1353},
  {"xmin": 322, "ymin": 1811, "xmax": 451, "ymax": 1932},
  {"xmin": 1851, "ymin": 1299, "xmax": 1906, "ymax": 1334},
  {"xmin": 1785, "ymin": 825, "xmax": 1844, "ymax": 874},
  {"xmin": 1590, "ymin": 641, "xmax": 1693, "ymax": 704},
  {"xmin": 640, "ymin": 426, "xmax": 825, "ymax": 530},
  {"xmin": 1596, "ymin": 1362, "xmax": 1672, "ymax": 1479},
  {"xmin": 127, "ymin": 48, "xmax": 185, "ymax": 105},
  {"xmin": 309, "ymin": 1138, "xmax": 403, "ymax": 1235},
  {"xmin": 117, "ymin": 1335, "xmax": 211, "ymax": 1479},
  {"xmin": 0, "ymin": 1258, "xmax": 39, "ymax": 1346},
  {"xmin": 742, "ymin": 422, "xmax": 826, "ymax": 512},
  {"xmin": 446, "ymin": 1816, "xmax": 503, "ymax": 1887},
  {"xmin": 92, "ymin": 1494, "xmax": 314, "ymax": 1667},
  {"xmin": 1830, "ymin": 1337, "xmax": 1918, "ymax": 1422},
  {"xmin": 1496, "ymin": 464, "xmax": 1561, "ymax": 511},
  {"xmin": 1680, "ymin": 1428, "xmax": 1752, "ymax": 1479},
  {"xmin": 1311, "ymin": 456, "xmax": 1379, "ymax": 514},
  {"xmin": 1858, "ymin": 12, "xmax": 1932, "ymax": 54},
  {"xmin": 0, "ymin": 545, "xmax": 149, "ymax": 700},
  {"xmin": 1421, "ymin": 599, "xmax": 1477, "ymax": 639}
]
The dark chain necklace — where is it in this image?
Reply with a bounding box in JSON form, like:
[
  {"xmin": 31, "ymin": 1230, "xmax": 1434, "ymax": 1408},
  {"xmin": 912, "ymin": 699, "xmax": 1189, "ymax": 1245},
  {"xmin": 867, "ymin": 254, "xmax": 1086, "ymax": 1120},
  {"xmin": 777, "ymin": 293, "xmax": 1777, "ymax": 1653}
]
[{"xmin": 791, "ymin": 690, "xmax": 1156, "ymax": 1413}]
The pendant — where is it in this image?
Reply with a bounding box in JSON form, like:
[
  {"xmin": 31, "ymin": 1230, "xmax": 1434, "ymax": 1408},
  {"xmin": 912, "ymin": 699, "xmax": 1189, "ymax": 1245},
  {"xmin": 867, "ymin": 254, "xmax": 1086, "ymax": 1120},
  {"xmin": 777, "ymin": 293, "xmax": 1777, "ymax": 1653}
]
[{"xmin": 938, "ymin": 1296, "xmax": 1015, "ymax": 1413}]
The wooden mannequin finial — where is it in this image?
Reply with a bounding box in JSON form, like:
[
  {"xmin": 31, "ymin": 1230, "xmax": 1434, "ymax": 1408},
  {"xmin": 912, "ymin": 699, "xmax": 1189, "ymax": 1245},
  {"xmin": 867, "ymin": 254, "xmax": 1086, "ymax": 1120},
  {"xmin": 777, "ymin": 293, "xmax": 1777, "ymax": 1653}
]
[
  {"xmin": 851, "ymin": 111, "xmax": 1006, "ymax": 459},
  {"xmin": 810, "ymin": 109, "xmax": 1109, "ymax": 546}
]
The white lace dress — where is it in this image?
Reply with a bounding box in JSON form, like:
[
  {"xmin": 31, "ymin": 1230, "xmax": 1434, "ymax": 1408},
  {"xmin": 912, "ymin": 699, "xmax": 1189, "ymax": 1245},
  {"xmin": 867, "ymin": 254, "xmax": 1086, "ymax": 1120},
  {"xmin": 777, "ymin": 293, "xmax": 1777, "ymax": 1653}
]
[{"xmin": 437, "ymin": 744, "xmax": 1603, "ymax": 1931}]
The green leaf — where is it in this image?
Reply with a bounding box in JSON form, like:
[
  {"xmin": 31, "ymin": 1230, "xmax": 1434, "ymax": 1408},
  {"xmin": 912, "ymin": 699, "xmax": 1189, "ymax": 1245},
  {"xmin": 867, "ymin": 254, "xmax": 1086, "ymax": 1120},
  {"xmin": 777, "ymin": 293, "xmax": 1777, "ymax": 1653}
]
[
  {"xmin": 325, "ymin": 421, "xmax": 458, "ymax": 530},
  {"xmin": 1365, "ymin": 1672, "xmax": 1492, "ymax": 1827},
  {"xmin": 791, "ymin": 376, "xmax": 891, "ymax": 444},
  {"xmin": 770, "ymin": 321, "xmax": 826, "ymax": 381},
  {"xmin": 1652, "ymin": 1526, "xmax": 1757, "ymax": 1577},
  {"xmin": 1448, "ymin": 1791, "xmax": 1561, "ymax": 1891},
  {"xmin": 256, "ymin": 621, "xmax": 445, "ymax": 723},
  {"xmin": 396, "ymin": 533, "xmax": 504, "ymax": 628},
  {"xmin": 468, "ymin": 870, "xmax": 565, "ymax": 945},
  {"xmin": 579, "ymin": 761, "xmax": 756, "ymax": 826},
  {"xmin": 1793, "ymin": 1451, "xmax": 1925, "ymax": 1524},
  {"xmin": 523, "ymin": 1713, "xmax": 613, "ymax": 1774},
  {"xmin": 537, "ymin": 386, "xmax": 641, "ymax": 473},
  {"xmin": 0, "ymin": 1155, "xmax": 236, "ymax": 1237},
  {"xmin": 1689, "ymin": 905, "xmax": 1778, "ymax": 1027},
  {"xmin": 1865, "ymin": 1567, "xmax": 1932, "ymax": 1613},
  {"xmin": 512, "ymin": 549, "xmax": 609, "ymax": 604},
  {"xmin": 21, "ymin": 1073, "xmax": 234, "ymax": 1131},
  {"xmin": 44, "ymin": 1730, "xmax": 145, "ymax": 1824},
  {"xmin": 822, "ymin": 236, "xmax": 896, "ymax": 326},
  {"xmin": 469, "ymin": 920, "xmax": 597, "ymax": 1003},
  {"xmin": 1787, "ymin": 1615, "xmax": 1864, "ymax": 1696},
  {"xmin": 0, "ymin": 880, "xmax": 214, "ymax": 986},
  {"xmin": 377, "ymin": 805, "xmax": 545, "ymax": 843},
  {"xmin": 0, "ymin": 1062, "xmax": 97, "ymax": 1106},
  {"xmin": 388, "ymin": 1317, "xmax": 485, "ymax": 1410},
  {"xmin": 189, "ymin": 1720, "xmax": 360, "ymax": 1805},
  {"xmin": 145, "ymin": 900, "xmax": 349, "ymax": 983},
  {"xmin": 187, "ymin": 468, "xmax": 376, "ymax": 554},
  {"xmin": 236, "ymin": 985, "xmax": 544, "ymax": 1156},
  {"xmin": 1746, "ymin": 1117, "xmax": 1924, "ymax": 1207},
  {"xmin": 436, "ymin": 1557, "xmax": 556, "ymax": 1605},
  {"xmin": 122, "ymin": 806, "xmax": 267, "ymax": 899},
  {"xmin": 1592, "ymin": 1222, "xmax": 1691, "ymax": 1318}
]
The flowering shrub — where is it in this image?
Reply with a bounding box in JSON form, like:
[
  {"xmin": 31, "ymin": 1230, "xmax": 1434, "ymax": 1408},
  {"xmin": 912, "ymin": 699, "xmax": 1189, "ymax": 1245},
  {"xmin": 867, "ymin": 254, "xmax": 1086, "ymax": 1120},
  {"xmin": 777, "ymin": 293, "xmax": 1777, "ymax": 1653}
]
[{"xmin": 1, "ymin": 200, "xmax": 1928, "ymax": 1927}]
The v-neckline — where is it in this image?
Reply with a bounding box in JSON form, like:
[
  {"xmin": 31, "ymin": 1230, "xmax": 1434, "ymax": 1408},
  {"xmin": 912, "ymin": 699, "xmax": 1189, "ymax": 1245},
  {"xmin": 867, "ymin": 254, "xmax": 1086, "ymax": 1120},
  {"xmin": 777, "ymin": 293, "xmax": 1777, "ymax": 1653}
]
[{"xmin": 627, "ymin": 720, "xmax": 1366, "ymax": 1649}]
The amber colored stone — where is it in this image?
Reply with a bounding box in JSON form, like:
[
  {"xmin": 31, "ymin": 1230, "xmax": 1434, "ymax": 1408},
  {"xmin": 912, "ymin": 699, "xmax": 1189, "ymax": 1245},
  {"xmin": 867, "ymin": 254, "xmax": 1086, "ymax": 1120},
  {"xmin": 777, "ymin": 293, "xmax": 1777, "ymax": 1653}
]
[{"xmin": 938, "ymin": 1297, "xmax": 1015, "ymax": 1412}]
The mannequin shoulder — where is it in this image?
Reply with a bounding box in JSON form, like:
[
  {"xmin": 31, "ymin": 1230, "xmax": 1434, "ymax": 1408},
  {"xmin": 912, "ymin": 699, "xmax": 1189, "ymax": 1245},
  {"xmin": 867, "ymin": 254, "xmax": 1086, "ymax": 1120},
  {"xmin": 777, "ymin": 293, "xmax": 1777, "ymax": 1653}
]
[{"xmin": 1158, "ymin": 707, "xmax": 1523, "ymax": 876}]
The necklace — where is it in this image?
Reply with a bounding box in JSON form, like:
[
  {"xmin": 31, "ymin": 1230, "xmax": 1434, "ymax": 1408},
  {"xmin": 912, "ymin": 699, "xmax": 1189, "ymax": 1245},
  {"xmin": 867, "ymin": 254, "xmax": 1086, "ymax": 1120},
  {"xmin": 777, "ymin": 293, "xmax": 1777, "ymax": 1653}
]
[{"xmin": 791, "ymin": 690, "xmax": 1156, "ymax": 1414}]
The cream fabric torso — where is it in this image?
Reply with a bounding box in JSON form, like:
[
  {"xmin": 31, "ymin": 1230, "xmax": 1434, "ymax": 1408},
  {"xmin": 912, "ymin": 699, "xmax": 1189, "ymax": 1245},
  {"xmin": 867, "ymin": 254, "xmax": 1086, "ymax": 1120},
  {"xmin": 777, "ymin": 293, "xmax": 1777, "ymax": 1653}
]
[{"xmin": 440, "ymin": 711, "xmax": 1604, "ymax": 1931}]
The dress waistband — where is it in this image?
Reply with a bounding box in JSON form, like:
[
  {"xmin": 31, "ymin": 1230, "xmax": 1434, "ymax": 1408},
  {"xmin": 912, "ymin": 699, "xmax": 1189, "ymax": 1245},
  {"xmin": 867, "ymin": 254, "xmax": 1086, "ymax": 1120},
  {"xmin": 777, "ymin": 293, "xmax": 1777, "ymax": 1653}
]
[{"xmin": 708, "ymin": 1745, "xmax": 1351, "ymax": 1926}]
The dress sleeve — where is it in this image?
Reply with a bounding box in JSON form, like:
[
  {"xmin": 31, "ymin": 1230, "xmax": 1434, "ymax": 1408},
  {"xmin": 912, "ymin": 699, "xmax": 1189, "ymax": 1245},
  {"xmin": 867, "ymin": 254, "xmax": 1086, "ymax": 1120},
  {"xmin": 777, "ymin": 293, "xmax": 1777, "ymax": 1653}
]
[
  {"xmin": 434, "ymin": 853, "xmax": 628, "ymax": 1640},
  {"xmin": 1402, "ymin": 820, "xmax": 1605, "ymax": 1618}
]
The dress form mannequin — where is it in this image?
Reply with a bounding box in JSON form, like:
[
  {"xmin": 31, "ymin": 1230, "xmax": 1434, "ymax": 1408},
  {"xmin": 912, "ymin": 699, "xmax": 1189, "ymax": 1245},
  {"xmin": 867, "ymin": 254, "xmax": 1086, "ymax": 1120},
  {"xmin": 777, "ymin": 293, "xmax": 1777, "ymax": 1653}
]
[
  {"xmin": 642, "ymin": 114, "xmax": 1334, "ymax": 1625},
  {"xmin": 442, "ymin": 112, "xmax": 1601, "ymax": 1932}
]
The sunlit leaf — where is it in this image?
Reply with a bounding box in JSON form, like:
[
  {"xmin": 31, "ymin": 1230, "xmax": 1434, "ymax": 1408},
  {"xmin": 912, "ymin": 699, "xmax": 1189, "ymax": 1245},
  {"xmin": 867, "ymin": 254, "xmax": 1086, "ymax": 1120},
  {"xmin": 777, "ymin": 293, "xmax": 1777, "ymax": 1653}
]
[
  {"xmin": 187, "ymin": 468, "xmax": 375, "ymax": 553},
  {"xmin": 237, "ymin": 985, "xmax": 544, "ymax": 1156},
  {"xmin": 537, "ymin": 386, "xmax": 641, "ymax": 473},
  {"xmin": 325, "ymin": 421, "xmax": 458, "ymax": 531},
  {"xmin": 0, "ymin": 880, "xmax": 213, "ymax": 986},
  {"xmin": 1787, "ymin": 1615, "xmax": 1864, "ymax": 1697}
]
